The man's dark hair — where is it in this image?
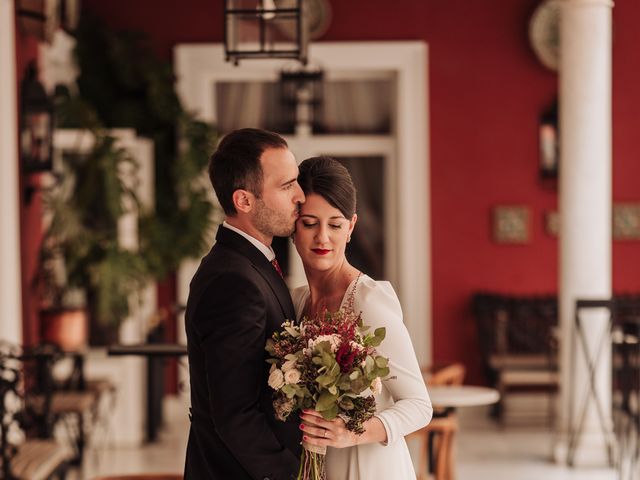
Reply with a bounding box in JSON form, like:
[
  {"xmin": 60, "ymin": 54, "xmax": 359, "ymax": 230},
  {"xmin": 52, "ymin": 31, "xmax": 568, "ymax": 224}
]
[
  {"xmin": 209, "ymin": 128, "xmax": 288, "ymax": 215},
  {"xmin": 297, "ymin": 156, "xmax": 357, "ymax": 218}
]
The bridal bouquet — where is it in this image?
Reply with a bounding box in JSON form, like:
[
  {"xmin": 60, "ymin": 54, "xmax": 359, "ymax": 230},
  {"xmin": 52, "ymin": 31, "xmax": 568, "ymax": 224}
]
[{"xmin": 265, "ymin": 308, "xmax": 389, "ymax": 480}]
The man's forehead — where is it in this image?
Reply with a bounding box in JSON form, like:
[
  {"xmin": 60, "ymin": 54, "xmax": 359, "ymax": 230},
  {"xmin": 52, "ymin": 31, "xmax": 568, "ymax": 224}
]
[{"xmin": 260, "ymin": 148, "xmax": 297, "ymax": 175}]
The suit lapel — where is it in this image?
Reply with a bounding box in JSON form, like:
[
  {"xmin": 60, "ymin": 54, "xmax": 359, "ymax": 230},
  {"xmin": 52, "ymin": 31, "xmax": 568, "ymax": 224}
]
[
  {"xmin": 215, "ymin": 226, "xmax": 296, "ymax": 321},
  {"xmin": 251, "ymin": 263, "xmax": 296, "ymax": 321}
]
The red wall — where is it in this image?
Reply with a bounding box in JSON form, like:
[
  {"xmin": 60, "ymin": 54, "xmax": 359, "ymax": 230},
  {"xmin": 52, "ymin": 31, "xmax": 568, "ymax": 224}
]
[
  {"xmin": 15, "ymin": 17, "xmax": 42, "ymax": 347},
  {"xmin": 79, "ymin": 0, "xmax": 640, "ymax": 383}
]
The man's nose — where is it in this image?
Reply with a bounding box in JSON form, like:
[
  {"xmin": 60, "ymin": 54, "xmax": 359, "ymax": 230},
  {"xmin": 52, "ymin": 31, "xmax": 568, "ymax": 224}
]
[{"xmin": 293, "ymin": 183, "xmax": 305, "ymax": 203}]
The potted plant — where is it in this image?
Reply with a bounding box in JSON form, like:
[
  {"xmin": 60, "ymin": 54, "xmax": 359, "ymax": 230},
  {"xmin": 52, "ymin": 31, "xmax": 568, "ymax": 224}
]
[{"xmin": 37, "ymin": 128, "xmax": 152, "ymax": 346}]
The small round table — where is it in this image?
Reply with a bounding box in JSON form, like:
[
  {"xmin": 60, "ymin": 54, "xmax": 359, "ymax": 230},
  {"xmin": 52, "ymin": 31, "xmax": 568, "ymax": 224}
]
[
  {"xmin": 428, "ymin": 385, "xmax": 500, "ymax": 409},
  {"xmin": 419, "ymin": 386, "xmax": 500, "ymax": 480}
]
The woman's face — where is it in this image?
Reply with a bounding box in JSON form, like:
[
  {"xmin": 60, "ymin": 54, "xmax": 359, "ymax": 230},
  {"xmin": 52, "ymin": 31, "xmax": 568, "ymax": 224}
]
[{"xmin": 293, "ymin": 193, "xmax": 356, "ymax": 273}]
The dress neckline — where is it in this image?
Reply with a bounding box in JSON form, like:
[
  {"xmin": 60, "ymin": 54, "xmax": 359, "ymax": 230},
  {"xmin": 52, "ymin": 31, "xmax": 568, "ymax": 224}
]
[{"xmin": 300, "ymin": 272, "xmax": 363, "ymax": 320}]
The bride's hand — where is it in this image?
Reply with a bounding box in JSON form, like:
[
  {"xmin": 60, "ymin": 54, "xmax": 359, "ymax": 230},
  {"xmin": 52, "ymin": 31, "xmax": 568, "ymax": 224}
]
[{"xmin": 299, "ymin": 409, "xmax": 358, "ymax": 449}]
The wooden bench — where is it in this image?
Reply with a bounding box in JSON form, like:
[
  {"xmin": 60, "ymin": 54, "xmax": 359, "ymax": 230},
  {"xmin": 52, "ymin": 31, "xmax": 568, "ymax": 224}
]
[{"xmin": 472, "ymin": 293, "xmax": 558, "ymax": 422}]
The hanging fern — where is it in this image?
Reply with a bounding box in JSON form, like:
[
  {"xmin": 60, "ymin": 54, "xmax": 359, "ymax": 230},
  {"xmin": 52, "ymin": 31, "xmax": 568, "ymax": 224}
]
[{"xmin": 71, "ymin": 15, "xmax": 218, "ymax": 275}]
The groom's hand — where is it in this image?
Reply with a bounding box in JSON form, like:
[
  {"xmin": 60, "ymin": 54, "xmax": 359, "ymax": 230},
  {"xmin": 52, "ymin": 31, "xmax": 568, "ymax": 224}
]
[{"xmin": 299, "ymin": 410, "xmax": 358, "ymax": 449}]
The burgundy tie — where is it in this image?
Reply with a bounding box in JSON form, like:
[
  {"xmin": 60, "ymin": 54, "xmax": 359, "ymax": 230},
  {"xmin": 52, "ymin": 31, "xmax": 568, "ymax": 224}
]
[{"xmin": 271, "ymin": 258, "xmax": 284, "ymax": 279}]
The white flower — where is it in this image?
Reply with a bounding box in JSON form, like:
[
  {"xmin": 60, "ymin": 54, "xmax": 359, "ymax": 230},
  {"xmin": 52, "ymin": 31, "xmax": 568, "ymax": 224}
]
[
  {"xmin": 350, "ymin": 341, "xmax": 364, "ymax": 353},
  {"xmin": 284, "ymin": 368, "xmax": 302, "ymax": 385},
  {"xmin": 282, "ymin": 359, "xmax": 297, "ymax": 372},
  {"xmin": 371, "ymin": 377, "xmax": 383, "ymax": 395},
  {"xmin": 309, "ymin": 334, "xmax": 341, "ymax": 352},
  {"xmin": 268, "ymin": 368, "xmax": 285, "ymax": 390}
]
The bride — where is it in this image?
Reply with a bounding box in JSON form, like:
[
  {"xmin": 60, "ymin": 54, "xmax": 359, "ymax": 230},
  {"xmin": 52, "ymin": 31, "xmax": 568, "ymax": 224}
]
[{"xmin": 291, "ymin": 156, "xmax": 432, "ymax": 479}]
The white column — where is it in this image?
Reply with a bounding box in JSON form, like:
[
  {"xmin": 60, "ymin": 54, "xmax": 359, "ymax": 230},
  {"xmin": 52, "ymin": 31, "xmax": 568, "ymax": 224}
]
[
  {"xmin": 556, "ymin": 0, "xmax": 614, "ymax": 467},
  {"xmin": 0, "ymin": 0, "xmax": 24, "ymax": 345}
]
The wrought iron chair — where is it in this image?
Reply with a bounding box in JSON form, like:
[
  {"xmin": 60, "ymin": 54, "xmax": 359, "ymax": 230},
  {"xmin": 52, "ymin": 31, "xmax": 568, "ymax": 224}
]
[{"xmin": 0, "ymin": 342, "xmax": 71, "ymax": 480}]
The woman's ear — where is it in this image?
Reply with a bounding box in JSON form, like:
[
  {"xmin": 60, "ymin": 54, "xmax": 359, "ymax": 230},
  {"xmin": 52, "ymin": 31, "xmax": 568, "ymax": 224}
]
[
  {"xmin": 232, "ymin": 189, "xmax": 254, "ymax": 214},
  {"xmin": 348, "ymin": 214, "xmax": 358, "ymax": 240}
]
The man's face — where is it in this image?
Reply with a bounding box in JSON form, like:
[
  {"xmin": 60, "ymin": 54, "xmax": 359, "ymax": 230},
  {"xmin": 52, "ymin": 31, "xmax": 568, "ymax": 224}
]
[{"xmin": 252, "ymin": 147, "xmax": 305, "ymax": 238}]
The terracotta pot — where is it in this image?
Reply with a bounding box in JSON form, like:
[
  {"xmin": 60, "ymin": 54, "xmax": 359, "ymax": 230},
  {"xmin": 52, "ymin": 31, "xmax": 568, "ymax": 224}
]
[{"xmin": 40, "ymin": 308, "xmax": 88, "ymax": 351}]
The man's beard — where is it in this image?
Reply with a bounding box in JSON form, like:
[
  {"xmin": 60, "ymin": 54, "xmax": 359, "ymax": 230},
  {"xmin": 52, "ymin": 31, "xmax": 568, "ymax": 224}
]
[{"xmin": 253, "ymin": 198, "xmax": 296, "ymax": 238}]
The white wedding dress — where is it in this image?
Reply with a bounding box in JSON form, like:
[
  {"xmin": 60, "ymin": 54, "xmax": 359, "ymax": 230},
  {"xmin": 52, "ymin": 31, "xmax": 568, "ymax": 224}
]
[{"xmin": 291, "ymin": 274, "xmax": 433, "ymax": 480}]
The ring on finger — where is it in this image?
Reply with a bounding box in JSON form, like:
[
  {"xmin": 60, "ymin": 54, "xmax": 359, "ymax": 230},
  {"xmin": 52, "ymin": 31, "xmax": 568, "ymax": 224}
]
[{"xmin": 323, "ymin": 429, "xmax": 328, "ymax": 438}]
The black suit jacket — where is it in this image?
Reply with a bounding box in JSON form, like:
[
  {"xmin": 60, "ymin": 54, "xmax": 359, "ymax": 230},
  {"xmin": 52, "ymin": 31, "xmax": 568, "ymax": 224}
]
[{"xmin": 184, "ymin": 226, "xmax": 302, "ymax": 480}]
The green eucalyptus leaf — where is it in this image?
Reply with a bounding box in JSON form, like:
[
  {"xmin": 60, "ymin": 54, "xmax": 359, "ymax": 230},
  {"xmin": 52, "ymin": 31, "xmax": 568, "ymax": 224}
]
[
  {"xmin": 319, "ymin": 404, "xmax": 339, "ymax": 420},
  {"xmin": 375, "ymin": 356, "xmax": 388, "ymax": 368},
  {"xmin": 365, "ymin": 356, "xmax": 375, "ymax": 373},
  {"xmin": 316, "ymin": 391, "xmax": 339, "ymax": 411},
  {"xmin": 316, "ymin": 375, "xmax": 335, "ymax": 387}
]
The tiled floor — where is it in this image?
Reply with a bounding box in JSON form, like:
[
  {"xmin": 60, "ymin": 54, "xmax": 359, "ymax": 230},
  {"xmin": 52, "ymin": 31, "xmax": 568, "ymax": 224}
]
[
  {"xmin": 73, "ymin": 397, "xmax": 619, "ymax": 480},
  {"xmin": 454, "ymin": 407, "xmax": 617, "ymax": 480}
]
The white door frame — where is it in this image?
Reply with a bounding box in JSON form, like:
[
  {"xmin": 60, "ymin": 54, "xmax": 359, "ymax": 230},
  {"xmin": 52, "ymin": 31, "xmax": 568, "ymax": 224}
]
[
  {"xmin": 174, "ymin": 41, "xmax": 431, "ymax": 365},
  {"xmin": 0, "ymin": 0, "xmax": 24, "ymax": 345}
]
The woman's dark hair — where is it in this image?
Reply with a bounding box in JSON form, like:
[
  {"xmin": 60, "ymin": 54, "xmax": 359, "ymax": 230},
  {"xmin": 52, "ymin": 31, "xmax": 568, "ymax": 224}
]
[
  {"xmin": 297, "ymin": 156, "xmax": 356, "ymax": 218},
  {"xmin": 208, "ymin": 128, "xmax": 288, "ymax": 215}
]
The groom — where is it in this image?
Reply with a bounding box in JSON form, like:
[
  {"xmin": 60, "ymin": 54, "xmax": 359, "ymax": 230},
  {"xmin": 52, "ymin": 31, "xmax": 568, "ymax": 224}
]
[{"xmin": 184, "ymin": 128, "xmax": 305, "ymax": 479}]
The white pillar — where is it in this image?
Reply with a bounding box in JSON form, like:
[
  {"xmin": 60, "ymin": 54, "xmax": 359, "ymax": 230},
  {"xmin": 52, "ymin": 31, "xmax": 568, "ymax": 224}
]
[
  {"xmin": 556, "ymin": 0, "xmax": 614, "ymax": 467},
  {"xmin": 0, "ymin": 0, "xmax": 24, "ymax": 345}
]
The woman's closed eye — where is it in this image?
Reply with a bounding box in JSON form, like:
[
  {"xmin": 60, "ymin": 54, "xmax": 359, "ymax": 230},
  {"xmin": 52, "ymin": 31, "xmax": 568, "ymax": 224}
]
[{"xmin": 301, "ymin": 221, "xmax": 343, "ymax": 229}]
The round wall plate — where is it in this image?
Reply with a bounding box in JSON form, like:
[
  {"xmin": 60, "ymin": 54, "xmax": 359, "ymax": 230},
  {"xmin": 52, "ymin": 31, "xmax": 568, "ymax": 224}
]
[
  {"xmin": 529, "ymin": 0, "xmax": 560, "ymax": 71},
  {"xmin": 276, "ymin": 0, "xmax": 332, "ymax": 40}
]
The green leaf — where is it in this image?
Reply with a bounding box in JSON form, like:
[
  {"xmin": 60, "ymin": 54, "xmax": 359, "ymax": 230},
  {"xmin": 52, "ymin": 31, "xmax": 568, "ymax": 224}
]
[
  {"xmin": 350, "ymin": 377, "xmax": 368, "ymax": 394},
  {"xmin": 321, "ymin": 351, "xmax": 335, "ymax": 368},
  {"xmin": 316, "ymin": 391, "xmax": 338, "ymax": 411},
  {"xmin": 365, "ymin": 356, "xmax": 375, "ymax": 374},
  {"xmin": 316, "ymin": 375, "xmax": 335, "ymax": 388},
  {"xmin": 337, "ymin": 375, "xmax": 352, "ymax": 390},
  {"xmin": 375, "ymin": 356, "xmax": 388, "ymax": 368},
  {"xmin": 281, "ymin": 384, "xmax": 296, "ymax": 398},
  {"xmin": 349, "ymin": 370, "xmax": 360, "ymax": 380},
  {"xmin": 319, "ymin": 404, "xmax": 339, "ymax": 420}
]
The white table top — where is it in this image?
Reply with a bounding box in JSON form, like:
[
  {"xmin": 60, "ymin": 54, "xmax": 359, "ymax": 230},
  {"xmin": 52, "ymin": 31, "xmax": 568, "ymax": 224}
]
[{"xmin": 428, "ymin": 385, "xmax": 500, "ymax": 408}]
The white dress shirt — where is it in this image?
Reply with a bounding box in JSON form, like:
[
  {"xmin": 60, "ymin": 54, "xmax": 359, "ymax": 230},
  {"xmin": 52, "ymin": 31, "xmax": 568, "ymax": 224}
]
[{"xmin": 222, "ymin": 221, "xmax": 275, "ymax": 262}]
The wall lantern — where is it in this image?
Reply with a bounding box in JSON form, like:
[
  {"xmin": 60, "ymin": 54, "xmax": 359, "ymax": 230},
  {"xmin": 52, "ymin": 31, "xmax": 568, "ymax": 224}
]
[
  {"xmin": 16, "ymin": 0, "xmax": 81, "ymax": 42},
  {"xmin": 279, "ymin": 65, "xmax": 323, "ymax": 133},
  {"xmin": 224, "ymin": 0, "xmax": 308, "ymax": 65},
  {"xmin": 539, "ymin": 100, "xmax": 558, "ymax": 179},
  {"xmin": 20, "ymin": 62, "xmax": 54, "ymax": 176}
]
